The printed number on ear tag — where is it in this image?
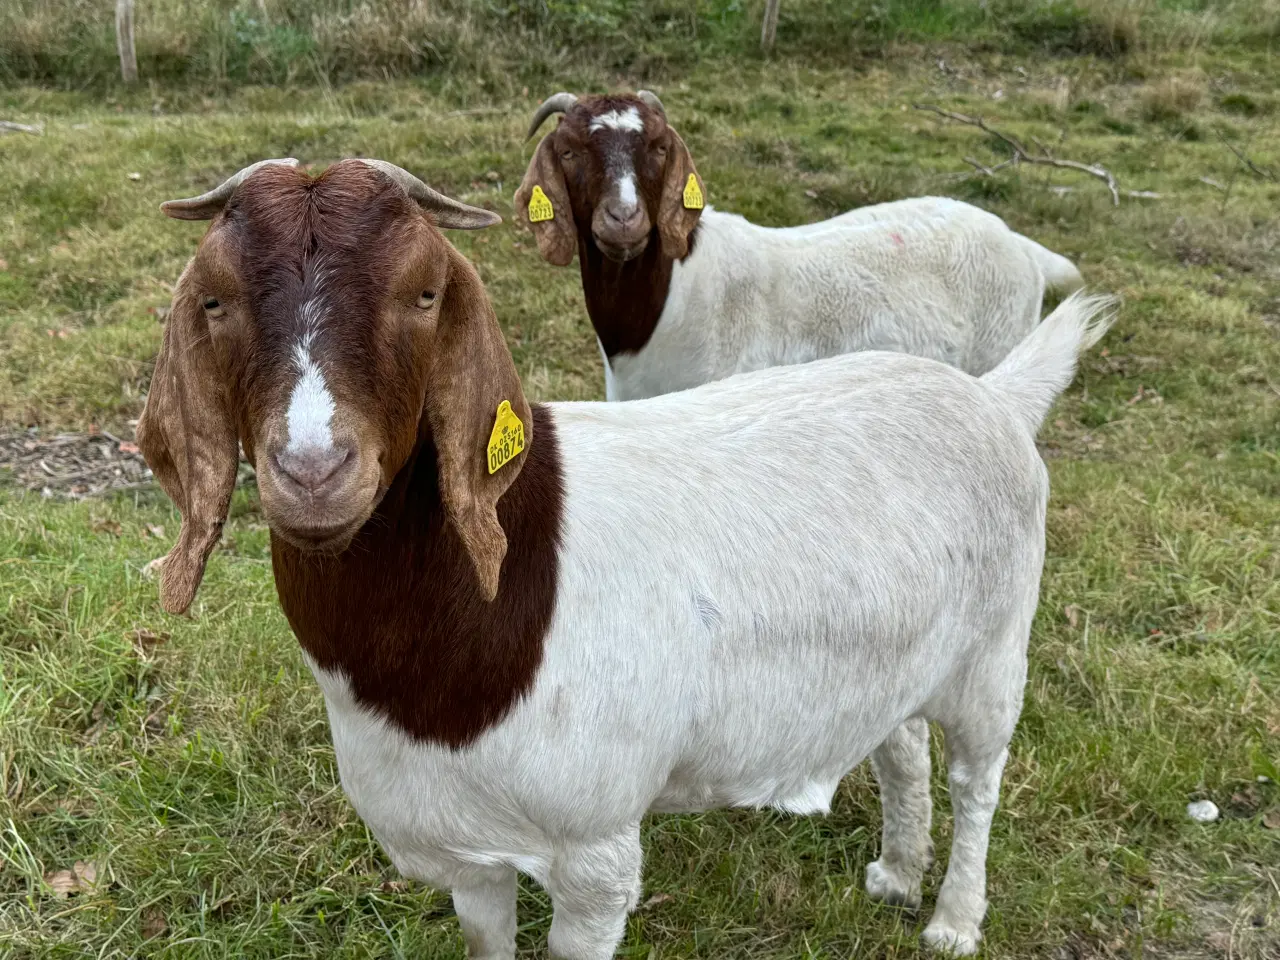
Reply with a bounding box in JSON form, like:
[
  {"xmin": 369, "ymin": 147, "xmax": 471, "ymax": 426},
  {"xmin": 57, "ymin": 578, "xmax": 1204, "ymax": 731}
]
[
  {"xmin": 682, "ymin": 173, "xmax": 704, "ymax": 210},
  {"xmin": 487, "ymin": 401, "xmax": 526, "ymax": 475},
  {"xmin": 527, "ymin": 185, "xmax": 555, "ymax": 223}
]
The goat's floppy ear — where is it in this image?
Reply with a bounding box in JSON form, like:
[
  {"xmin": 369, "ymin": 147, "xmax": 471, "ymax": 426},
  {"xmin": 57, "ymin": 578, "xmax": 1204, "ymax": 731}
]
[
  {"xmin": 514, "ymin": 134, "xmax": 577, "ymax": 267},
  {"xmin": 657, "ymin": 129, "xmax": 705, "ymax": 260},
  {"xmin": 135, "ymin": 263, "xmax": 238, "ymax": 614},
  {"xmin": 427, "ymin": 247, "xmax": 531, "ymax": 601}
]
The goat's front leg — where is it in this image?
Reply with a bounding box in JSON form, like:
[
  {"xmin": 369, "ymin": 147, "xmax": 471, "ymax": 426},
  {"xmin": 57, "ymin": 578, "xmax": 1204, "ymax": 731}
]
[
  {"xmin": 453, "ymin": 867, "xmax": 517, "ymax": 960},
  {"xmin": 546, "ymin": 828, "xmax": 642, "ymax": 960}
]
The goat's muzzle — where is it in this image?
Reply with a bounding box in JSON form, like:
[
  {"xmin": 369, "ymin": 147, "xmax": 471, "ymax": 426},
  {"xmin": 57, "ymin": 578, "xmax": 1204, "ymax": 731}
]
[
  {"xmin": 257, "ymin": 427, "xmax": 384, "ymax": 555},
  {"xmin": 592, "ymin": 200, "xmax": 652, "ymax": 262}
]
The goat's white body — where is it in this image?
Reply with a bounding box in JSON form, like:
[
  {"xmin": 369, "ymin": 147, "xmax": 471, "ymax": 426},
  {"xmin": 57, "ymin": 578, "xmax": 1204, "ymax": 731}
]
[
  {"xmin": 302, "ymin": 295, "xmax": 1113, "ymax": 958},
  {"xmin": 603, "ymin": 197, "xmax": 1082, "ymax": 401}
]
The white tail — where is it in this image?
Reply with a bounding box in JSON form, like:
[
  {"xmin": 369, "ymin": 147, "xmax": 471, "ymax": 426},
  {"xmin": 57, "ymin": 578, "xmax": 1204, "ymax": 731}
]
[
  {"xmin": 981, "ymin": 291, "xmax": 1118, "ymax": 435},
  {"xmin": 1017, "ymin": 235, "xmax": 1085, "ymax": 294}
]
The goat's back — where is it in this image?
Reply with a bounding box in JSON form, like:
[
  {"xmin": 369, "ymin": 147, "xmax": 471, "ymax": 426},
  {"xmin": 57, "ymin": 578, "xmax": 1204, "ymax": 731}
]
[{"xmin": 616, "ymin": 203, "xmax": 1049, "ymax": 400}]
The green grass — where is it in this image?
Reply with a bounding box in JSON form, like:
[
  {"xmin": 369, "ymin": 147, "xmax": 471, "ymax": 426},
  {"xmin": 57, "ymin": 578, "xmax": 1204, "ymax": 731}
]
[
  {"xmin": 2, "ymin": 11, "xmax": 1279, "ymax": 959},
  {"xmin": 3, "ymin": 0, "xmax": 1280, "ymax": 91}
]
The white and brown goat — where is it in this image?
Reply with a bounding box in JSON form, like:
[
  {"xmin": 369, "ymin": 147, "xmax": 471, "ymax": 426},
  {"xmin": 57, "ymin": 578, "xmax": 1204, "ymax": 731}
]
[
  {"xmin": 139, "ymin": 157, "xmax": 1113, "ymax": 958},
  {"xmin": 516, "ymin": 91, "xmax": 1085, "ymax": 399}
]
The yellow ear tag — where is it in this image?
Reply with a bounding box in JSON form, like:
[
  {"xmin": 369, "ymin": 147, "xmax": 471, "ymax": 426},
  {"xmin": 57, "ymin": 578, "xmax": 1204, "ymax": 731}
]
[
  {"xmin": 527, "ymin": 185, "xmax": 555, "ymax": 223},
  {"xmin": 682, "ymin": 173, "xmax": 704, "ymax": 210},
  {"xmin": 487, "ymin": 400, "xmax": 526, "ymax": 475}
]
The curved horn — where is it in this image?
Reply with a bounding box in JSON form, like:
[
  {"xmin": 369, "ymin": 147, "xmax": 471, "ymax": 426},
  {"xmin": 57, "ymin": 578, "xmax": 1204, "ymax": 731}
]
[
  {"xmin": 355, "ymin": 159, "xmax": 501, "ymax": 230},
  {"xmin": 636, "ymin": 90, "xmax": 666, "ymax": 117},
  {"xmin": 160, "ymin": 158, "xmax": 299, "ymax": 221},
  {"xmin": 526, "ymin": 92, "xmax": 579, "ymax": 142}
]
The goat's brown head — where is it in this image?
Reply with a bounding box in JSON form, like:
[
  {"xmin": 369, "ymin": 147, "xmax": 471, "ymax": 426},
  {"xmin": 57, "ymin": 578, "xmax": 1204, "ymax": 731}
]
[
  {"xmin": 515, "ymin": 91, "xmax": 705, "ymax": 265},
  {"xmin": 137, "ymin": 158, "xmax": 526, "ymax": 614}
]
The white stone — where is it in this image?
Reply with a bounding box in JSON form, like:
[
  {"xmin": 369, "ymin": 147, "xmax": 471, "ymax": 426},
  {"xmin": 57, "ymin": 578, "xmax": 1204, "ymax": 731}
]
[{"xmin": 1186, "ymin": 800, "xmax": 1219, "ymax": 823}]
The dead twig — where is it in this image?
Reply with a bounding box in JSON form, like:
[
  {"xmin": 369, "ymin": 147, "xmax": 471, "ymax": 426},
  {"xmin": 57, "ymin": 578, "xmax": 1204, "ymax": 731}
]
[
  {"xmin": 913, "ymin": 103, "xmax": 1121, "ymax": 206},
  {"xmin": 1218, "ymin": 132, "xmax": 1275, "ymax": 181},
  {"xmin": 963, "ymin": 156, "xmax": 1016, "ymax": 177},
  {"xmin": 761, "ymin": 0, "xmax": 781, "ymax": 53},
  {"xmin": 0, "ymin": 120, "xmax": 43, "ymax": 135}
]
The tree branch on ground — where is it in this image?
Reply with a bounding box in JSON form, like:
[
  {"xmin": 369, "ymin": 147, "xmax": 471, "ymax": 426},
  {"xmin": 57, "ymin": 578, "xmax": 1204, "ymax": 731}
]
[
  {"xmin": 1218, "ymin": 132, "xmax": 1275, "ymax": 181},
  {"xmin": 913, "ymin": 103, "xmax": 1121, "ymax": 206},
  {"xmin": 0, "ymin": 120, "xmax": 43, "ymax": 135}
]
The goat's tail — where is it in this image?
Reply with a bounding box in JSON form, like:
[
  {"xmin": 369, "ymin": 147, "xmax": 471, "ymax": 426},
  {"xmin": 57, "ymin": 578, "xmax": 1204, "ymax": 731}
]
[
  {"xmin": 1017, "ymin": 235, "xmax": 1085, "ymax": 293},
  {"xmin": 981, "ymin": 291, "xmax": 1118, "ymax": 435}
]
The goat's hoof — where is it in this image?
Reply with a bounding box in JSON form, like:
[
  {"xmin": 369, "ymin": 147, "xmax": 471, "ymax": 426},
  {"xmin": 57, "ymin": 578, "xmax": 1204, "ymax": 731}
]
[
  {"xmin": 864, "ymin": 860, "xmax": 922, "ymax": 909},
  {"xmin": 921, "ymin": 920, "xmax": 980, "ymax": 956}
]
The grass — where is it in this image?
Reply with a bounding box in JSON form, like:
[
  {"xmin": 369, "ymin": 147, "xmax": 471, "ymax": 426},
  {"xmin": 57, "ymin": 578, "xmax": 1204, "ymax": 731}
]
[
  {"xmin": 2, "ymin": 5, "xmax": 1280, "ymax": 958},
  {"xmin": 3, "ymin": 0, "xmax": 1280, "ymax": 91}
]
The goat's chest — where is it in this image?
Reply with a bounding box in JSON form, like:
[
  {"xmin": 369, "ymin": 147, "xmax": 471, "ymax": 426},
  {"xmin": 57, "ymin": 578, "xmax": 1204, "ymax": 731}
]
[{"xmin": 302, "ymin": 654, "xmax": 550, "ymax": 883}]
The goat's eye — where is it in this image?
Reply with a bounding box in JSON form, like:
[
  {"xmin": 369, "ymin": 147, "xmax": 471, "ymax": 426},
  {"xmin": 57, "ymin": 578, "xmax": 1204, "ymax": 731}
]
[
  {"xmin": 416, "ymin": 291, "xmax": 436, "ymax": 309},
  {"xmin": 561, "ymin": 149, "xmax": 575, "ymax": 162},
  {"xmin": 202, "ymin": 297, "xmax": 225, "ymax": 318}
]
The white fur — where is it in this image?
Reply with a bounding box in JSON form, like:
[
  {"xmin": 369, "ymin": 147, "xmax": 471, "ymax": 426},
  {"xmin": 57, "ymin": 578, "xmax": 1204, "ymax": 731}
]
[
  {"xmin": 306, "ymin": 294, "xmax": 1113, "ymax": 959},
  {"xmin": 617, "ymin": 172, "xmax": 638, "ymax": 211},
  {"xmin": 602, "ymin": 196, "xmax": 1085, "ymax": 401},
  {"xmin": 285, "ymin": 276, "xmax": 336, "ymax": 455},
  {"xmin": 589, "ymin": 107, "xmax": 644, "ymax": 133}
]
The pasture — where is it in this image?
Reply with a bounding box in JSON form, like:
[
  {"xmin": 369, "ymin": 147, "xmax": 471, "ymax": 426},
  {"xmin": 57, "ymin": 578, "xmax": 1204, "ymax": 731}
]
[{"xmin": 1, "ymin": 1, "xmax": 1278, "ymax": 957}]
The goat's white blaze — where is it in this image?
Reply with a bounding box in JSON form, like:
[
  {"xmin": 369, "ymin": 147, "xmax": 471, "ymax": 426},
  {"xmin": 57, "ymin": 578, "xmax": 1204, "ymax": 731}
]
[
  {"xmin": 285, "ymin": 277, "xmax": 337, "ymax": 455},
  {"xmin": 588, "ymin": 107, "xmax": 643, "ymax": 133},
  {"xmin": 618, "ymin": 172, "xmax": 638, "ymax": 211}
]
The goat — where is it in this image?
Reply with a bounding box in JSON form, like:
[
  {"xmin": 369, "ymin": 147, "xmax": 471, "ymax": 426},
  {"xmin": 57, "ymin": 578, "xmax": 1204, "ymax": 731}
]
[
  {"xmin": 516, "ymin": 91, "xmax": 1085, "ymax": 400},
  {"xmin": 139, "ymin": 157, "xmax": 1114, "ymax": 959}
]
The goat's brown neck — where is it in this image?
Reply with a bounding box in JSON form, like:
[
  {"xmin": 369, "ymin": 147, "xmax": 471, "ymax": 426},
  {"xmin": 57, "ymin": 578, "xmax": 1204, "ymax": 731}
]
[
  {"xmin": 578, "ymin": 230, "xmax": 684, "ymax": 359},
  {"xmin": 270, "ymin": 405, "xmax": 564, "ymax": 748}
]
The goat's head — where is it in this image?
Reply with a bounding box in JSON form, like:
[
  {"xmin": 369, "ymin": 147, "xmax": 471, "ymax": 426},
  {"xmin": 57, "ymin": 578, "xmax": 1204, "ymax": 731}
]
[
  {"xmin": 138, "ymin": 158, "xmax": 526, "ymax": 613},
  {"xmin": 515, "ymin": 91, "xmax": 705, "ymax": 265}
]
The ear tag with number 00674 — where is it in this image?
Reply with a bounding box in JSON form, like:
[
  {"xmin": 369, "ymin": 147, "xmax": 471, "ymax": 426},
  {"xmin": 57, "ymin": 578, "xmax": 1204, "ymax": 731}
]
[
  {"xmin": 527, "ymin": 185, "xmax": 555, "ymax": 222},
  {"xmin": 487, "ymin": 400, "xmax": 526, "ymax": 474},
  {"xmin": 682, "ymin": 173, "xmax": 704, "ymax": 210}
]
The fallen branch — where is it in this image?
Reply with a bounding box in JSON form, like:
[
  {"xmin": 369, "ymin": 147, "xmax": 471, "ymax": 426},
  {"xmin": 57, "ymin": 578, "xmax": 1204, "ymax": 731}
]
[
  {"xmin": 913, "ymin": 103, "xmax": 1120, "ymax": 206},
  {"xmin": 0, "ymin": 120, "xmax": 43, "ymax": 135},
  {"xmin": 963, "ymin": 155, "xmax": 1016, "ymax": 177},
  {"xmin": 1218, "ymin": 132, "xmax": 1275, "ymax": 181}
]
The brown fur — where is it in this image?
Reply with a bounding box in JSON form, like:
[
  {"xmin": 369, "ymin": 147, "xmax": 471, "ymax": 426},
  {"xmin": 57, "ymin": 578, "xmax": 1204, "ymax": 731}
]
[
  {"xmin": 141, "ymin": 159, "xmax": 535, "ymax": 604},
  {"xmin": 135, "ymin": 261, "xmax": 239, "ymax": 614},
  {"xmin": 515, "ymin": 94, "xmax": 705, "ymax": 358},
  {"xmin": 139, "ymin": 158, "xmax": 563, "ymax": 741},
  {"xmin": 274, "ymin": 404, "xmax": 563, "ymax": 747}
]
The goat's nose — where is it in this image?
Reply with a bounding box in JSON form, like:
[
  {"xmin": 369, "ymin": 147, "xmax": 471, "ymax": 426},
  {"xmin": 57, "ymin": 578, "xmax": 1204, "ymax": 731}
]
[
  {"xmin": 604, "ymin": 204, "xmax": 644, "ymax": 231},
  {"xmin": 274, "ymin": 445, "xmax": 350, "ymax": 493}
]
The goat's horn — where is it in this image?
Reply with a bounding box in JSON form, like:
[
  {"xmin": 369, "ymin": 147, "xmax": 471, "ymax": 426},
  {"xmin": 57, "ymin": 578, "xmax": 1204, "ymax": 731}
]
[
  {"xmin": 160, "ymin": 158, "xmax": 299, "ymax": 221},
  {"xmin": 355, "ymin": 159, "xmax": 501, "ymax": 230},
  {"xmin": 636, "ymin": 90, "xmax": 666, "ymax": 117},
  {"xmin": 526, "ymin": 92, "xmax": 578, "ymax": 142}
]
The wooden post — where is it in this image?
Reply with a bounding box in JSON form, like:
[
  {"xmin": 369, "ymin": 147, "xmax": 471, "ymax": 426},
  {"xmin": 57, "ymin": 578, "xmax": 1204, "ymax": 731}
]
[
  {"xmin": 116, "ymin": 0, "xmax": 138, "ymax": 85},
  {"xmin": 761, "ymin": 0, "xmax": 781, "ymax": 53}
]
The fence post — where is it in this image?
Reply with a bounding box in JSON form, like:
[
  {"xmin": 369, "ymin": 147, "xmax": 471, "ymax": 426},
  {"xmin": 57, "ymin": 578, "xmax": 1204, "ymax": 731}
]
[
  {"xmin": 761, "ymin": 0, "xmax": 780, "ymax": 53},
  {"xmin": 116, "ymin": 0, "xmax": 138, "ymax": 85}
]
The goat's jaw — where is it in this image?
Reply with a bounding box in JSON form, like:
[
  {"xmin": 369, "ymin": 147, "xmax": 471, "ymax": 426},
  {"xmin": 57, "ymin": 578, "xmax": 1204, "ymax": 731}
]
[
  {"xmin": 270, "ymin": 516, "xmax": 365, "ymax": 554},
  {"xmin": 593, "ymin": 232, "xmax": 651, "ymax": 262}
]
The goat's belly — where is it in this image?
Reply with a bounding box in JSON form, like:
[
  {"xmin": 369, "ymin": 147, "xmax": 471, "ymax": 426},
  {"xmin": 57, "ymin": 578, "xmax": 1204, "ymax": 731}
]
[{"xmin": 650, "ymin": 772, "xmax": 843, "ymax": 815}]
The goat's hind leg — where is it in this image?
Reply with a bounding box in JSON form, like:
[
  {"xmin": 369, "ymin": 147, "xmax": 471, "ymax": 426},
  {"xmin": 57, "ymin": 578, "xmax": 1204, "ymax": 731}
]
[
  {"xmin": 865, "ymin": 716, "xmax": 934, "ymax": 909},
  {"xmin": 922, "ymin": 642, "xmax": 1027, "ymax": 956}
]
